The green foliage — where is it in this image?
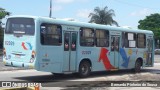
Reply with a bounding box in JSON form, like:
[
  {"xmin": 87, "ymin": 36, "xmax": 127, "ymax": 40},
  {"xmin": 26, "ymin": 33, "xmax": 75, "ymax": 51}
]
[
  {"xmin": 0, "ymin": 7, "xmax": 10, "ymax": 48},
  {"xmin": 88, "ymin": 6, "xmax": 119, "ymax": 26},
  {"xmin": 0, "ymin": 7, "xmax": 10, "ymax": 28},
  {"xmin": 0, "ymin": 7, "xmax": 10, "ymax": 19},
  {"xmin": 138, "ymin": 13, "xmax": 160, "ymax": 39}
]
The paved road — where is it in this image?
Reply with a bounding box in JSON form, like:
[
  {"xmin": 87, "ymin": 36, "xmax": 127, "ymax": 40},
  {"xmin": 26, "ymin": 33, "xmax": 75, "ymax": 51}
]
[
  {"xmin": 0, "ymin": 55, "xmax": 159, "ymax": 90},
  {"xmin": 0, "ymin": 63, "xmax": 160, "ymax": 90}
]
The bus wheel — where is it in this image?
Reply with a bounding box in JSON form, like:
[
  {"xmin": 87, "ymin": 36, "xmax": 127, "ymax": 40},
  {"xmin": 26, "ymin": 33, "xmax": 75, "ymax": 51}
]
[
  {"xmin": 134, "ymin": 60, "xmax": 141, "ymax": 73},
  {"xmin": 78, "ymin": 61, "xmax": 91, "ymax": 78}
]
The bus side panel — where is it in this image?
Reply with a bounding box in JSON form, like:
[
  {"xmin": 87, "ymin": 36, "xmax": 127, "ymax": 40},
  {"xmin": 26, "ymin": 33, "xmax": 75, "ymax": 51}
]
[
  {"xmin": 35, "ymin": 21, "xmax": 63, "ymax": 73},
  {"xmin": 77, "ymin": 47, "xmax": 107, "ymax": 72},
  {"xmin": 119, "ymin": 48, "xmax": 147, "ymax": 69},
  {"xmin": 37, "ymin": 46, "xmax": 63, "ymax": 73}
]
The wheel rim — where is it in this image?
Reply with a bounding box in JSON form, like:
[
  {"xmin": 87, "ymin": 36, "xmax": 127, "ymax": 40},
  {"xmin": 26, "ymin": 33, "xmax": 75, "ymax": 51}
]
[
  {"xmin": 81, "ymin": 64, "xmax": 88, "ymax": 74},
  {"xmin": 136, "ymin": 61, "xmax": 141, "ymax": 72}
]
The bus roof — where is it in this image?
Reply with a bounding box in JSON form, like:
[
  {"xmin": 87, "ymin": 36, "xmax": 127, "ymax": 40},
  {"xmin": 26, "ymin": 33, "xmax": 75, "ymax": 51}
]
[{"xmin": 8, "ymin": 15, "xmax": 153, "ymax": 35}]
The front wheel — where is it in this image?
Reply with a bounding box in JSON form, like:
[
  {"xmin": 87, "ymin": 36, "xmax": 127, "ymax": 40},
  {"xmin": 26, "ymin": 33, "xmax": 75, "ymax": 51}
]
[
  {"xmin": 134, "ymin": 60, "xmax": 141, "ymax": 73},
  {"xmin": 78, "ymin": 61, "xmax": 91, "ymax": 78}
]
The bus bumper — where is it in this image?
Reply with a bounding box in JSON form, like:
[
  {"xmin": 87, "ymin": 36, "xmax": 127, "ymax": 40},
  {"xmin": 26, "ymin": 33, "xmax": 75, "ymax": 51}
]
[{"xmin": 3, "ymin": 60, "xmax": 35, "ymax": 69}]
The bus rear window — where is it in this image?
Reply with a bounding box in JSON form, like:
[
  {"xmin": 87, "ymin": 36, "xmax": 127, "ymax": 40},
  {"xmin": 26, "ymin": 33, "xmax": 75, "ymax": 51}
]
[{"xmin": 5, "ymin": 18, "xmax": 35, "ymax": 35}]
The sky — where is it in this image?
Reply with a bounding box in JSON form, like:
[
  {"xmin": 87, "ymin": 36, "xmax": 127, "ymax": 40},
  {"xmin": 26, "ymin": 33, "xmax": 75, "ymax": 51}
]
[{"xmin": 0, "ymin": 0, "xmax": 160, "ymax": 28}]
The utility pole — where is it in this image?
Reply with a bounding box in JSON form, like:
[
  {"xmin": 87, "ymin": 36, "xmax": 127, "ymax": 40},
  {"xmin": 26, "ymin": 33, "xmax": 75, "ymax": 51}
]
[{"xmin": 49, "ymin": 0, "xmax": 52, "ymax": 18}]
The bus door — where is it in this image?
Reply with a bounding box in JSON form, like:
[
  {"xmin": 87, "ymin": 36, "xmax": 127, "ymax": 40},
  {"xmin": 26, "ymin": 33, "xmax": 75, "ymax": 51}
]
[
  {"xmin": 63, "ymin": 31, "xmax": 77, "ymax": 72},
  {"xmin": 109, "ymin": 35, "xmax": 120, "ymax": 69},
  {"xmin": 146, "ymin": 38, "xmax": 153, "ymax": 66}
]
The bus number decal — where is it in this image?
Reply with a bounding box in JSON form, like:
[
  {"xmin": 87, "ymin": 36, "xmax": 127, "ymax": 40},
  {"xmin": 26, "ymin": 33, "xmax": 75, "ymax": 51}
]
[
  {"xmin": 82, "ymin": 51, "xmax": 91, "ymax": 55},
  {"xmin": 5, "ymin": 41, "xmax": 14, "ymax": 46}
]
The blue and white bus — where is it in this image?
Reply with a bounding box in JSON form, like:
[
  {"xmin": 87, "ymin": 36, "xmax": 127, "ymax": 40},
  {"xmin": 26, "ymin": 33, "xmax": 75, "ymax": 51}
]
[{"xmin": 3, "ymin": 15, "xmax": 154, "ymax": 77}]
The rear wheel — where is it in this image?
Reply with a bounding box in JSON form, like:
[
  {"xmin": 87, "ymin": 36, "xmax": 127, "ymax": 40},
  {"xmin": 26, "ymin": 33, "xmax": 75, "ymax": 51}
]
[
  {"xmin": 134, "ymin": 60, "xmax": 141, "ymax": 73},
  {"xmin": 78, "ymin": 61, "xmax": 91, "ymax": 78}
]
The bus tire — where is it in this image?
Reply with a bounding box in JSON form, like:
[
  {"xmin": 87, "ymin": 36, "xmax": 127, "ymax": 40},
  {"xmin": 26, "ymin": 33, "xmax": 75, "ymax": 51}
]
[
  {"xmin": 78, "ymin": 61, "xmax": 91, "ymax": 78},
  {"xmin": 134, "ymin": 60, "xmax": 141, "ymax": 73}
]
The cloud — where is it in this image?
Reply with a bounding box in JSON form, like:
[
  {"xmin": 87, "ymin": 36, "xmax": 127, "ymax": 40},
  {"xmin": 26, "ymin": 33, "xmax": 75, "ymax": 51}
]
[
  {"xmin": 54, "ymin": 0, "xmax": 74, "ymax": 4},
  {"xmin": 76, "ymin": 9, "xmax": 91, "ymax": 18},
  {"xmin": 130, "ymin": 8, "xmax": 153, "ymax": 17}
]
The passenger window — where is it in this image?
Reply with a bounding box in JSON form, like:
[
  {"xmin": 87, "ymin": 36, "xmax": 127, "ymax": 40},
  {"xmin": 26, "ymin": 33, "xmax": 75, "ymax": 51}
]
[
  {"xmin": 96, "ymin": 30, "xmax": 109, "ymax": 47},
  {"xmin": 137, "ymin": 34, "xmax": 146, "ymax": 48},
  {"xmin": 80, "ymin": 28, "xmax": 94, "ymax": 47},
  {"xmin": 124, "ymin": 32, "xmax": 136, "ymax": 48},
  {"xmin": 40, "ymin": 23, "xmax": 62, "ymax": 46}
]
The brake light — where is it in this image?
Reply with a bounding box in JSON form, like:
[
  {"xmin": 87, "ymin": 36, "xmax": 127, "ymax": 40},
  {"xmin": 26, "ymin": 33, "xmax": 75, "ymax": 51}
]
[
  {"xmin": 31, "ymin": 50, "xmax": 36, "ymax": 58},
  {"xmin": 30, "ymin": 50, "xmax": 36, "ymax": 63},
  {"xmin": 3, "ymin": 48, "xmax": 6, "ymax": 56}
]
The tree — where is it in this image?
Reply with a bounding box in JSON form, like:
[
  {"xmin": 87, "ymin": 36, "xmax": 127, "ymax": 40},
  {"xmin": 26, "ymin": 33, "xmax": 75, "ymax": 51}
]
[
  {"xmin": 0, "ymin": 7, "xmax": 10, "ymax": 29},
  {"xmin": 88, "ymin": 6, "xmax": 119, "ymax": 26},
  {"xmin": 138, "ymin": 13, "xmax": 160, "ymax": 48},
  {"xmin": 0, "ymin": 7, "xmax": 10, "ymax": 48}
]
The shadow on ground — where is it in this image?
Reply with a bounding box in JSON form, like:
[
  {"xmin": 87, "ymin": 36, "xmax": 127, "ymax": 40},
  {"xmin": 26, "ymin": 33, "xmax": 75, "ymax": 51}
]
[{"xmin": 13, "ymin": 68, "xmax": 160, "ymax": 88}]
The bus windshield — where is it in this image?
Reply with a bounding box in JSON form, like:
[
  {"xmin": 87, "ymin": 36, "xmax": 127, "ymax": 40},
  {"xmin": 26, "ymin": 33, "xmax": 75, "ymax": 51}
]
[{"xmin": 5, "ymin": 18, "xmax": 35, "ymax": 35}]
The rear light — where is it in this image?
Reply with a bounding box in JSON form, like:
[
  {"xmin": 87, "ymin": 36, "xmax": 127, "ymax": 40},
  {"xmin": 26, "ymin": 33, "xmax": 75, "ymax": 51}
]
[
  {"xmin": 30, "ymin": 50, "xmax": 36, "ymax": 63},
  {"xmin": 31, "ymin": 50, "xmax": 36, "ymax": 58},
  {"xmin": 3, "ymin": 48, "xmax": 6, "ymax": 57}
]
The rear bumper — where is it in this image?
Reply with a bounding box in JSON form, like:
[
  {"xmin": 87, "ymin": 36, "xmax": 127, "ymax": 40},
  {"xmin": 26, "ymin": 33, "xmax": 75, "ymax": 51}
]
[{"xmin": 3, "ymin": 60, "xmax": 35, "ymax": 69}]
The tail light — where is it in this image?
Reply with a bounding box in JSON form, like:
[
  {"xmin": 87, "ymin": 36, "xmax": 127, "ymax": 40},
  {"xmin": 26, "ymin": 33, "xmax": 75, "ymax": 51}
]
[
  {"xmin": 31, "ymin": 50, "xmax": 36, "ymax": 58},
  {"xmin": 30, "ymin": 50, "xmax": 36, "ymax": 63},
  {"xmin": 3, "ymin": 48, "xmax": 6, "ymax": 57}
]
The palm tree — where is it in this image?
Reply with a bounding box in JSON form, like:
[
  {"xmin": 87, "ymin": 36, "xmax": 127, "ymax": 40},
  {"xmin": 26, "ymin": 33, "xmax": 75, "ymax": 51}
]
[{"xmin": 89, "ymin": 6, "xmax": 119, "ymax": 26}]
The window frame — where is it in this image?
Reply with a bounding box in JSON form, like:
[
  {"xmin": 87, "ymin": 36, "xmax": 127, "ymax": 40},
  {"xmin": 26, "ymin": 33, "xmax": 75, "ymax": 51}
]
[
  {"xmin": 95, "ymin": 29, "xmax": 109, "ymax": 47},
  {"xmin": 40, "ymin": 23, "xmax": 62, "ymax": 46},
  {"xmin": 79, "ymin": 27, "xmax": 95, "ymax": 47},
  {"xmin": 124, "ymin": 32, "xmax": 137, "ymax": 48},
  {"xmin": 137, "ymin": 33, "xmax": 146, "ymax": 48},
  {"xmin": 5, "ymin": 18, "xmax": 35, "ymax": 36}
]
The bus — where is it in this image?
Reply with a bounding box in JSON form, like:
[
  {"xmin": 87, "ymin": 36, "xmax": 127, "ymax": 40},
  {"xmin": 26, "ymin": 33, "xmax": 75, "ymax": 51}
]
[{"xmin": 3, "ymin": 15, "xmax": 154, "ymax": 77}]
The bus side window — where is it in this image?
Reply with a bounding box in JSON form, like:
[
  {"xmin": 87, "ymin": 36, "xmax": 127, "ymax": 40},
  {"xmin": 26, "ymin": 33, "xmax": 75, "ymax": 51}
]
[
  {"xmin": 96, "ymin": 29, "xmax": 109, "ymax": 47},
  {"xmin": 40, "ymin": 23, "xmax": 62, "ymax": 46},
  {"xmin": 40, "ymin": 25, "xmax": 46, "ymax": 45},
  {"xmin": 57, "ymin": 26, "xmax": 62, "ymax": 44},
  {"xmin": 137, "ymin": 34, "xmax": 146, "ymax": 48},
  {"xmin": 124, "ymin": 32, "xmax": 136, "ymax": 48},
  {"xmin": 80, "ymin": 28, "xmax": 94, "ymax": 47}
]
